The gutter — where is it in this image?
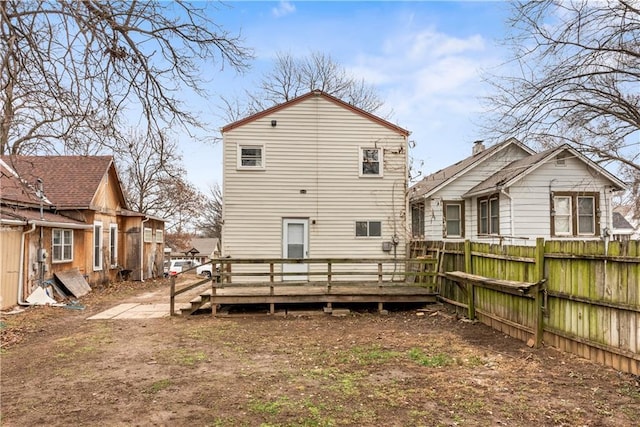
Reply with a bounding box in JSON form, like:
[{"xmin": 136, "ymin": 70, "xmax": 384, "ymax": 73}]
[
  {"xmin": 17, "ymin": 222, "xmax": 37, "ymax": 305},
  {"xmin": 500, "ymin": 188, "xmax": 515, "ymax": 237}
]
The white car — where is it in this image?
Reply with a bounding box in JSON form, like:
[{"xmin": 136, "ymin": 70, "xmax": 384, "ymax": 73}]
[
  {"xmin": 196, "ymin": 262, "xmax": 216, "ymax": 278},
  {"xmin": 165, "ymin": 259, "xmax": 200, "ymax": 276}
]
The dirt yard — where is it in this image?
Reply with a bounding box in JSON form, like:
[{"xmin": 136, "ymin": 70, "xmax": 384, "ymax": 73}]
[{"xmin": 1, "ymin": 279, "xmax": 639, "ymax": 426}]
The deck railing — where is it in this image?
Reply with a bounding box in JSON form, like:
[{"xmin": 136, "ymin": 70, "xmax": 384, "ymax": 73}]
[
  {"xmin": 169, "ymin": 257, "xmax": 438, "ymax": 315},
  {"xmin": 216, "ymin": 257, "xmax": 437, "ymax": 285}
]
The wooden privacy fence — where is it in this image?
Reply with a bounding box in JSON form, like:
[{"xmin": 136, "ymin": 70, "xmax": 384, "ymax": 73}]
[{"xmin": 411, "ymin": 239, "xmax": 640, "ymax": 375}]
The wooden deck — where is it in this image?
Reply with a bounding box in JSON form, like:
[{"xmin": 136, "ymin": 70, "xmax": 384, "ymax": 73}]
[
  {"xmin": 170, "ymin": 257, "xmax": 441, "ymax": 316},
  {"xmin": 177, "ymin": 281, "xmax": 438, "ymax": 316}
]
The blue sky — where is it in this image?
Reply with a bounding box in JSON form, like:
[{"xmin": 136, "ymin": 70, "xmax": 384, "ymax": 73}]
[{"xmin": 181, "ymin": 1, "xmax": 514, "ymax": 191}]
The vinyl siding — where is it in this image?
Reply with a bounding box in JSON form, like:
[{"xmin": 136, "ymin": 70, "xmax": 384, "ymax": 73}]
[
  {"xmin": 222, "ymin": 95, "xmax": 407, "ymax": 279},
  {"xmin": 508, "ymin": 154, "xmax": 614, "ymax": 242},
  {"xmin": 420, "ymin": 144, "xmax": 530, "ymax": 241}
]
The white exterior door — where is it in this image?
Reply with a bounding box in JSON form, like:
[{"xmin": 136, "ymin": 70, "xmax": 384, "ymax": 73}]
[{"xmin": 282, "ymin": 218, "xmax": 309, "ymax": 281}]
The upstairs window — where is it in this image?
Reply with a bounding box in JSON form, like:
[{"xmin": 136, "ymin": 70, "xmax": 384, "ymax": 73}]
[
  {"xmin": 237, "ymin": 144, "xmax": 265, "ymax": 170},
  {"xmin": 52, "ymin": 229, "xmax": 73, "ymax": 262},
  {"xmin": 356, "ymin": 221, "xmax": 382, "ymax": 237},
  {"xmin": 478, "ymin": 194, "xmax": 499, "ymax": 236},
  {"xmin": 360, "ymin": 147, "xmax": 382, "ymax": 177}
]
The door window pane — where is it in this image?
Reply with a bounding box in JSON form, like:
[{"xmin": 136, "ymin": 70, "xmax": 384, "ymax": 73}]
[{"xmin": 287, "ymin": 223, "xmax": 304, "ymax": 258}]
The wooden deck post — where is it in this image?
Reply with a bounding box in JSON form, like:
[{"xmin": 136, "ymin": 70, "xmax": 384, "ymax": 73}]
[
  {"xmin": 169, "ymin": 275, "xmax": 176, "ymax": 316},
  {"xmin": 377, "ymin": 262, "xmax": 383, "ymax": 286},
  {"xmin": 211, "ymin": 275, "xmax": 217, "ymax": 316},
  {"xmin": 533, "ymin": 237, "xmax": 545, "ymax": 347}
]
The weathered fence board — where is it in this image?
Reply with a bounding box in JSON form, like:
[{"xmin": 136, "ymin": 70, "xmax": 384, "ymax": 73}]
[{"xmin": 412, "ymin": 239, "xmax": 640, "ymax": 375}]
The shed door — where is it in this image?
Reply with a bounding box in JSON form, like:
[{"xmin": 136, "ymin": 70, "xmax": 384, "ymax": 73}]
[{"xmin": 282, "ymin": 219, "xmax": 308, "ymax": 281}]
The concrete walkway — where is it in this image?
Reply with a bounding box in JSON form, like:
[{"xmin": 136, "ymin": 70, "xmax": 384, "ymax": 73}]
[{"xmin": 87, "ymin": 277, "xmax": 207, "ymax": 320}]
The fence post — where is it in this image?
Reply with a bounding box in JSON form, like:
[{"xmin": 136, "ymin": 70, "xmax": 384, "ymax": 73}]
[
  {"xmin": 169, "ymin": 275, "xmax": 176, "ymax": 316},
  {"xmin": 534, "ymin": 237, "xmax": 545, "ymax": 347},
  {"xmin": 464, "ymin": 240, "xmax": 475, "ymax": 320}
]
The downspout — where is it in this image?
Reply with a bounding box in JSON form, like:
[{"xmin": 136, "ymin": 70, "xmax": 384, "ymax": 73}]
[
  {"xmin": 140, "ymin": 216, "xmax": 149, "ymax": 281},
  {"xmin": 17, "ymin": 222, "xmax": 36, "ymax": 305},
  {"xmin": 500, "ymin": 188, "xmax": 515, "ymax": 238}
]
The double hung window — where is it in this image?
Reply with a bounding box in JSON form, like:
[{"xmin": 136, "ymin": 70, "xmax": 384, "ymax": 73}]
[
  {"xmin": 478, "ymin": 194, "xmax": 499, "ymax": 235},
  {"xmin": 52, "ymin": 229, "xmax": 73, "ymax": 262}
]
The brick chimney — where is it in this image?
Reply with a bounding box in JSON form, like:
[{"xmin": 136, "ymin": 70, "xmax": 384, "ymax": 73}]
[{"xmin": 472, "ymin": 140, "xmax": 485, "ymax": 155}]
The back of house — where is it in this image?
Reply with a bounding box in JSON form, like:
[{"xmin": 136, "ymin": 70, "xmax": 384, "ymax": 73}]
[{"xmin": 221, "ymin": 90, "xmax": 409, "ymax": 281}]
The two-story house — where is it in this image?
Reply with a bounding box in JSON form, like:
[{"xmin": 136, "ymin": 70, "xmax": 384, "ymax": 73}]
[{"xmin": 221, "ymin": 90, "xmax": 409, "ymax": 280}]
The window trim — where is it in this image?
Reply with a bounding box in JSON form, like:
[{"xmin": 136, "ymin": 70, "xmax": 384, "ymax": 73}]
[
  {"xmin": 237, "ymin": 143, "xmax": 266, "ymax": 170},
  {"xmin": 155, "ymin": 229, "xmax": 164, "ymax": 243},
  {"xmin": 52, "ymin": 228, "xmax": 73, "ymax": 263},
  {"xmin": 355, "ymin": 220, "xmax": 382, "ymax": 238},
  {"xmin": 93, "ymin": 221, "xmax": 103, "ymax": 271},
  {"xmin": 551, "ymin": 192, "xmax": 600, "ymax": 237},
  {"xmin": 109, "ymin": 224, "xmax": 118, "ymax": 268},
  {"xmin": 443, "ymin": 201, "xmax": 465, "ymax": 238},
  {"xmin": 143, "ymin": 227, "xmax": 153, "ymax": 243},
  {"xmin": 477, "ymin": 194, "xmax": 500, "ymax": 236},
  {"xmin": 359, "ymin": 147, "xmax": 383, "ymax": 177}
]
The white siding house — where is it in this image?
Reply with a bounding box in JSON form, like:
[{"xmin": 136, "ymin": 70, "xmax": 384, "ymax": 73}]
[
  {"xmin": 410, "ymin": 138, "xmax": 534, "ymax": 241},
  {"xmin": 410, "ymin": 141, "xmax": 627, "ymax": 245},
  {"xmin": 221, "ymin": 90, "xmax": 409, "ymax": 280}
]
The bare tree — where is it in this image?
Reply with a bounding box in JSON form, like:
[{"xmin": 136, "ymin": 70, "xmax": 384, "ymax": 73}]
[
  {"xmin": 116, "ymin": 130, "xmax": 204, "ymax": 233},
  {"xmin": 196, "ymin": 183, "xmax": 223, "ymax": 238},
  {"xmin": 222, "ymin": 51, "xmax": 385, "ymax": 122},
  {"xmin": 0, "ymin": 0, "xmax": 252, "ymax": 156},
  {"xmin": 484, "ymin": 1, "xmax": 639, "ymax": 206}
]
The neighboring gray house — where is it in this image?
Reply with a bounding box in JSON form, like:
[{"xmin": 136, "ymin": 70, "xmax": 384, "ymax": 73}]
[
  {"xmin": 410, "ymin": 140, "xmax": 627, "ymax": 245},
  {"xmin": 169, "ymin": 237, "xmax": 221, "ymax": 264},
  {"xmin": 612, "ymin": 211, "xmax": 636, "ymax": 242},
  {"xmin": 221, "ymin": 90, "xmax": 409, "ymax": 280}
]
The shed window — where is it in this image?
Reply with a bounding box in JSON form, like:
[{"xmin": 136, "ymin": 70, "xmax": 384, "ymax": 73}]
[
  {"xmin": 52, "ymin": 229, "xmax": 73, "ymax": 262},
  {"xmin": 237, "ymin": 144, "xmax": 265, "ymax": 170},
  {"xmin": 109, "ymin": 224, "xmax": 118, "ymax": 267},
  {"xmin": 356, "ymin": 221, "xmax": 382, "ymax": 237},
  {"xmin": 143, "ymin": 227, "xmax": 153, "ymax": 243},
  {"xmin": 94, "ymin": 222, "xmax": 103, "ymax": 271},
  {"xmin": 360, "ymin": 147, "xmax": 382, "ymax": 177}
]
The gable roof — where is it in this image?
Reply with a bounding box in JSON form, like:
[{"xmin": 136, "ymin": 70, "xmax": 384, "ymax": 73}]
[
  {"xmin": 0, "ymin": 159, "xmax": 49, "ymax": 206},
  {"xmin": 410, "ymin": 137, "xmax": 534, "ymax": 200},
  {"xmin": 221, "ymin": 90, "xmax": 409, "ymax": 136},
  {"xmin": 0, "ymin": 155, "xmax": 127, "ymax": 209},
  {"xmin": 463, "ymin": 144, "xmax": 627, "ymax": 198},
  {"xmin": 612, "ymin": 212, "xmax": 635, "ymax": 231}
]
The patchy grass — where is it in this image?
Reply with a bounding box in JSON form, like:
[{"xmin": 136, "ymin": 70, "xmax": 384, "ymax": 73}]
[{"xmin": 407, "ymin": 347, "xmax": 453, "ymax": 367}]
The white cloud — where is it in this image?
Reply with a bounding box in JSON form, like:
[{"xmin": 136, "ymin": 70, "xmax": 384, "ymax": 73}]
[{"xmin": 272, "ymin": 1, "xmax": 296, "ymax": 18}]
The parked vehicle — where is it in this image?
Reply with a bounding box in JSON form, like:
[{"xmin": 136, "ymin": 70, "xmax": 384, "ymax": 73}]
[
  {"xmin": 196, "ymin": 262, "xmax": 219, "ymax": 278},
  {"xmin": 164, "ymin": 259, "xmax": 201, "ymax": 276}
]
